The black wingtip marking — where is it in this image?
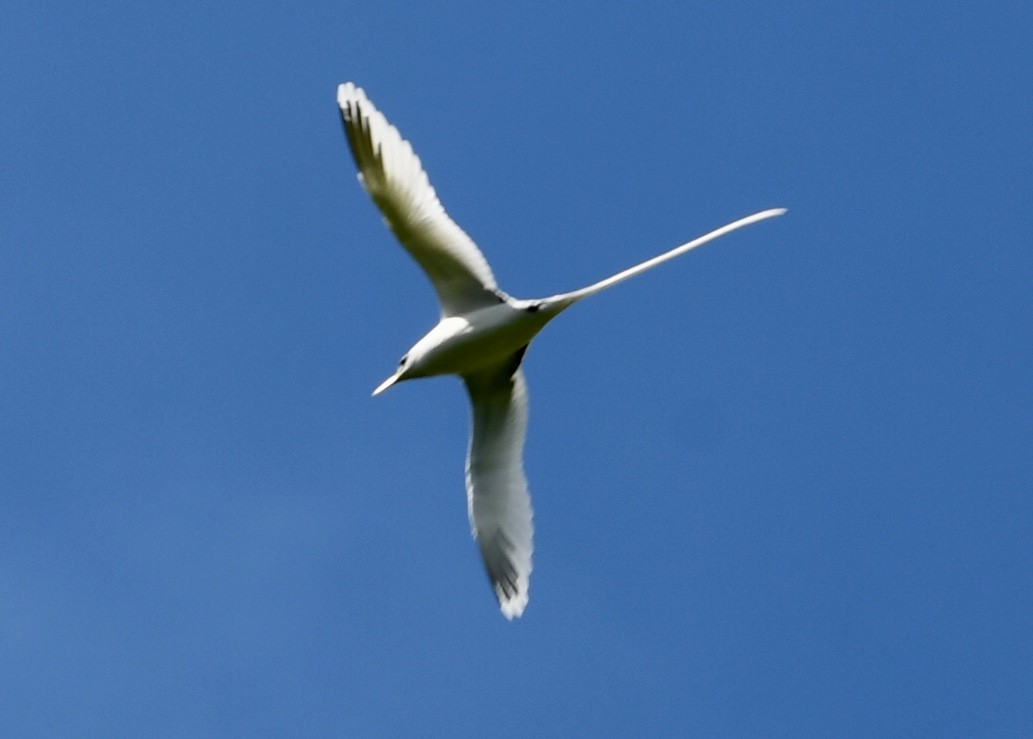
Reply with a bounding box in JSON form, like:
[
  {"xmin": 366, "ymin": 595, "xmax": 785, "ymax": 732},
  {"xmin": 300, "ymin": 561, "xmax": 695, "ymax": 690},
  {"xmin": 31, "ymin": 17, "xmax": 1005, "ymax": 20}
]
[
  {"xmin": 338, "ymin": 99, "xmax": 362, "ymax": 162},
  {"xmin": 480, "ymin": 529, "xmax": 522, "ymax": 602}
]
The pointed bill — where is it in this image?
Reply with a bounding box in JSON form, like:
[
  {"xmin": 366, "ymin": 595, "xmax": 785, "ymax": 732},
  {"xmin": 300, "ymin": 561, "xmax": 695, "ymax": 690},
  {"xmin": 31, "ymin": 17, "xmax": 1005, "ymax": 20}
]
[{"xmin": 372, "ymin": 372, "xmax": 401, "ymax": 397}]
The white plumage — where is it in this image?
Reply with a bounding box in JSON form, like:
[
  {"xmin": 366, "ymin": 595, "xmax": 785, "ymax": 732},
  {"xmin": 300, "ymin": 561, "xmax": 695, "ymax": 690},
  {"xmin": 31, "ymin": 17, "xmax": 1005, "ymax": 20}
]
[{"xmin": 337, "ymin": 82, "xmax": 784, "ymax": 618}]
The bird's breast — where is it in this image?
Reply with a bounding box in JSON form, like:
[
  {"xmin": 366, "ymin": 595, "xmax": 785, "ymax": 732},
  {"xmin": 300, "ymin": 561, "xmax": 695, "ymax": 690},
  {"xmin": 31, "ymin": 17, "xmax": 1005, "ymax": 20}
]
[{"xmin": 412, "ymin": 304, "xmax": 554, "ymax": 378}]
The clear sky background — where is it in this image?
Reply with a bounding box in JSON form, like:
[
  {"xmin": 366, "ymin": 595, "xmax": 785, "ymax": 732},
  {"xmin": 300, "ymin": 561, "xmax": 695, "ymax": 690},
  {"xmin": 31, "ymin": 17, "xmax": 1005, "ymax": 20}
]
[{"xmin": 2, "ymin": 2, "xmax": 1031, "ymax": 735}]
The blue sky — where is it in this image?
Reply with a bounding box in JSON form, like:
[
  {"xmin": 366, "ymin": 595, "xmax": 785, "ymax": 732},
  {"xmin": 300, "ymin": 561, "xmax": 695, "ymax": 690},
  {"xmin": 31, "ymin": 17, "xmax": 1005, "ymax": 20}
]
[{"xmin": 2, "ymin": 1, "xmax": 1031, "ymax": 735}]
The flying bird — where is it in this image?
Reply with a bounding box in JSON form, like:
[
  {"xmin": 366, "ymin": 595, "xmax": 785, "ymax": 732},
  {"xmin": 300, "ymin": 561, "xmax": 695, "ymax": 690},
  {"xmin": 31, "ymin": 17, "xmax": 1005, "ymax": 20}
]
[{"xmin": 337, "ymin": 82, "xmax": 785, "ymax": 619}]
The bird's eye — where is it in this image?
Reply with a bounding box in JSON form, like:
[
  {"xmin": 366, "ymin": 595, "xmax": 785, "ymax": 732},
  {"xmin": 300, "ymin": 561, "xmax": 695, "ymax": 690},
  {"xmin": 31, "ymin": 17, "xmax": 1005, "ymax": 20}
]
[{"xmin": 398, "ymin": 355, "xmax": 408, "ymax": 368}]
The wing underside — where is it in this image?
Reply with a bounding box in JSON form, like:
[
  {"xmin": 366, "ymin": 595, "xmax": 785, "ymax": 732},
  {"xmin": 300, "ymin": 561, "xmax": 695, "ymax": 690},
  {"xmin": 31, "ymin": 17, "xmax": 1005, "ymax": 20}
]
[
  {"xmin": 337, "ymin": 83, "xmax": 503, "ymax": 316},
  {"xmin": 463, "ymin": 357, "xmax": 533, "ymax": 619}
]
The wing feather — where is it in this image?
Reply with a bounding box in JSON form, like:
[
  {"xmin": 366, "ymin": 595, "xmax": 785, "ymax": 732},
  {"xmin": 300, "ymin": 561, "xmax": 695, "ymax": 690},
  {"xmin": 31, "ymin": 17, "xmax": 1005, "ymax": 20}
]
[
  {"xmin": 337, "ymin": 83, "xmax": 502, "ymax": 316},
  {"xmin": 463, "ymin": 362, "xmax": 533, "ymax": 619}
]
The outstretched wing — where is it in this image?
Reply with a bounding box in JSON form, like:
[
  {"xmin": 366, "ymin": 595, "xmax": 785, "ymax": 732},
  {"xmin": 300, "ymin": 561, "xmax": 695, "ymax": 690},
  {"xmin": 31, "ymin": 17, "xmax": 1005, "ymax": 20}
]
[
  {"xmin": 463, "ymin": 359, "xmax": 533, "ymax": 619},
  {"xmin": 338, "ymin": 83, "xmax": 503, "ymax": 317}
]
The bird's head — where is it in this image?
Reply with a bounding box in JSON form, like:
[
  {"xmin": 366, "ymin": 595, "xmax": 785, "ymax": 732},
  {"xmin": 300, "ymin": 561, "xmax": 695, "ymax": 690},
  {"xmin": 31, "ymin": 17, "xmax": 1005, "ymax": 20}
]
[
  {"xmin": 372, "ymin": 317, "xmax": 472, "ymax": 397},
  {"xmin": 372, "ymin": 352, "xmax": 414, "ymax": 396}
]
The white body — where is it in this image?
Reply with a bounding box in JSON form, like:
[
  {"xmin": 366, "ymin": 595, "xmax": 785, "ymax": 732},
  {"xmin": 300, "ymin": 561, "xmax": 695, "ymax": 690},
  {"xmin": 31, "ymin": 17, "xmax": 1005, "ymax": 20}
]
[
  {"xmin": 338, "ymin": 82, "xmax": 785, "ymax": 618},
  {"xmin": 387, "ymin": 302, "xmax": 559, "ymax": 385}
]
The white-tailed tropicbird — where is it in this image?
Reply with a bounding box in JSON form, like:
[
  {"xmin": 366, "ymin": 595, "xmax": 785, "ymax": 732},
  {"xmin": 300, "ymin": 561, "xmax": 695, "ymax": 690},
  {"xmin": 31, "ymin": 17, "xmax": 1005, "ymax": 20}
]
[{"xmin": 337, "ymin": 82, "xmax": 785, "ymax": 619}]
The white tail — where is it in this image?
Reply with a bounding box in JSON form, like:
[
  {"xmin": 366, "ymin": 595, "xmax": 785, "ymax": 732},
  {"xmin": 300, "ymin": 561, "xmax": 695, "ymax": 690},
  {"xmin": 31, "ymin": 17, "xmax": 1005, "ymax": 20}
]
[{"xmin": 550, "ymin": 208, "xmax": 786, "ymax": 305}]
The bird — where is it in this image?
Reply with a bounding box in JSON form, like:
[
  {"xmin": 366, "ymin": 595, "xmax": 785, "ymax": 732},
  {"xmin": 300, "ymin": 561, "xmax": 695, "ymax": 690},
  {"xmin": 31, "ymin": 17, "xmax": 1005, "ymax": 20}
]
[{"xmin": 337, "ymin": 82, "xmax": 785, "ymax": 619}]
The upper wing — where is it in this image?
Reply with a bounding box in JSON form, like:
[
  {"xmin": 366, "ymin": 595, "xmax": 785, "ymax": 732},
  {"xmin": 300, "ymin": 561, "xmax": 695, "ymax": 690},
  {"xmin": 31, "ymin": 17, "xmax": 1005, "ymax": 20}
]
[
  {"xmin": 463, "ymin": 360, "xmax": 533, "ymax": 619},
  {"xmin": 337, "ymin": 83, "xmax": 503, "ymax": 317}
]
